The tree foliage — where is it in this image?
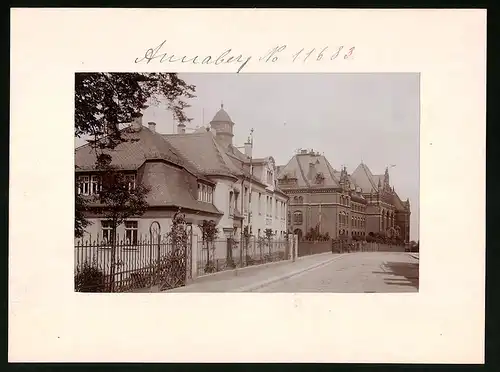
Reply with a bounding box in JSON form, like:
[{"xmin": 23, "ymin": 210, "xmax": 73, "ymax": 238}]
[
  {"xmin": 304, "ymin": 225, "xmax": 330, "ymax": 242},
  {"xmin": 75, "ymin": 73, "xmax": 195, "ymax": 148},
  {"xmin": 74, "ymin": 73, "xmax": 195, "ymax": 238},
  {"xmin": 75, "ymin": 191, "xmax": 91, "ymax": 238},
  {"xmin": 198, "ymin": 219, "xmax": 219, "ymax": 244},
  {"xmin": 93, "ymin": 158, "xmax": 151, "ymax": 232},
  {"xmin": 198, "ymin": 219, "xmax": 219, "ymax": 273}
]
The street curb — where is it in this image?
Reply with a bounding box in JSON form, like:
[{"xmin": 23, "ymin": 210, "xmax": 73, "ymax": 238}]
[
  {"xmin": 192, "ymin": 251, "xmax": 333, "ymax": 284},
  {"xmin": 234, "ymin": 253, "xmax": 349, "ymax": 292},
  {"xmin": 407, "ymin": 253, "xmax": 419, "ymax": 260}
]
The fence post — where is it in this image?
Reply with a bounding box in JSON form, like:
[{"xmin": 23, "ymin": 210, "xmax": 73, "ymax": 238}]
[
  {"xmin": 191, "ymin": 236, "xmax": 198, "ymax": 280},
  {"xmin": 292, "ymin": 237, "xmax": 296, "ymax": 260}
]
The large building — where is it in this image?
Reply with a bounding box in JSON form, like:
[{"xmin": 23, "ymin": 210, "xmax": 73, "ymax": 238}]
[
  {"xmin": 277, "ymin": 149, "xmax": 411, "ymax": 242},
  {"xmin": 166, "ymin": 104, "xmax": 288, "ymax": 240},
  {"xmin": 75, "ymin": 104, "xmax": 288, "ymax": 244},
  {"xmin": 75, "ymin": 114, "xmax": 224, "ymax": 242}
]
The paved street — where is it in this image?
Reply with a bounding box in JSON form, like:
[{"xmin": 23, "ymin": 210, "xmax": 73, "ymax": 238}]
[{"xmin": 253, "ymin": 252, "xmax": 419, "ymax": 293}]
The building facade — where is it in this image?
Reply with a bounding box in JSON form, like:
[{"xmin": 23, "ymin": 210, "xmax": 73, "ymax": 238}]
[
  {"xmin": 165, "ymin": 104, "xmax": 289, "ymax": 241},
  {"xmin": 277, "ymin": 149, "xmax": 411, "ymax": 242},
  {"xmin": 75, "ymin": 115, "xmax": 224, "ymax": 242}
]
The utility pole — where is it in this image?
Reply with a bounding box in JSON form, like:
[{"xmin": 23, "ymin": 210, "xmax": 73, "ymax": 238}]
[{"xmin": 247, "ymin": 128, "xmax": 254, "ymax": 230}]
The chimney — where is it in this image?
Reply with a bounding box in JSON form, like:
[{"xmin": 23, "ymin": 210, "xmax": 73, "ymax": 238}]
[
  {"xmin": 131, "ymin": 113, "xmax": 143, "ymax": 131},
  {"xmin": 244, "ymin": 138, "xmax": 252, "ymax": 158},
  {"xmin": 148, "ymin": 121, "xmax": 156, "ymax": 133},
  {"xmin": 177, "ymin": 122, "xmax": 186, "ymax": 134}
]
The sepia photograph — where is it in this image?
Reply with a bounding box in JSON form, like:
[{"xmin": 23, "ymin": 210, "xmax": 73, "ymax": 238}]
[
  {"xmin": 74, "ymin": 72, "xmax": 419, "ymax": 294},
  {"xmin": 10, "ymin": 8, "xmax": 486, "ymax": 363}
]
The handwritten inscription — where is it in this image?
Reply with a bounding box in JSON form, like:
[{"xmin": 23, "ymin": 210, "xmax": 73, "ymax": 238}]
[{"xmin": 135, "ymin": 41, "xmax": 356, "ymax": 73}]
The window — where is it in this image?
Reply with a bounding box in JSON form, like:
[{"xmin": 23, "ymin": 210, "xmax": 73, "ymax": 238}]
[
  {"xmin": 101, "ymin": 220, "xmax": 113, "ymax": 243},
  {"xmin": 275, "ymin": 199, "xmax": 278, "ymax": 219},
  {"xmin": 198, "ymin": 183, "xmax": 213, "ymax": 203},
  {"xmin": 78, "ymin": 176, "xmax": 90, "ymax": 195},
  {"xmin": 125, "ymin": 174, "xmax": 136, "ymax": 190},
  {"xmin": 258, "ymin": 193, "xmax": 262, "ymax": 214},
  {"xmin": 125, "ymin": 221, "xmax": 138, "ymax": 245},
  {"xmin": 298, "ymin": 196, "xmax": 303, "ymax": 204},
  {"xmin": 267, "ymin": 170, "xmax": 273, "ymax": 184},
  {"xmin": 293, "ymin": 211, "xmax": 303, "ymax": 224}
]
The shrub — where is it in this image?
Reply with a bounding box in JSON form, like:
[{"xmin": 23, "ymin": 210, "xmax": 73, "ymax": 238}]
[
  {"xmin": 245, "ymin": 255, "xmax": 256, "ymax": 266},
  {"xmin": 75, "ymin": 261, "xmax": 106, "ymax": 292},
  {"xmin": 204, "ymin": 261, "xmax": 217, "ymax": 273}
]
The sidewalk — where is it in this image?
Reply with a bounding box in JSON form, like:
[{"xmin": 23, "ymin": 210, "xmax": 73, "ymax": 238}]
[
  {"xmin": 408, "ymin": 253, "xmax": 419, "ymax": 260},
  {"xmin": 145, "ymin": 252, "xmax": 347, "ymax": 293}
]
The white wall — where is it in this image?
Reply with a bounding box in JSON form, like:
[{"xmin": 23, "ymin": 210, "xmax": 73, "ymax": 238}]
[{"xmin": 212, "ymin": 178, "xmax": 234, "ymax": 232}]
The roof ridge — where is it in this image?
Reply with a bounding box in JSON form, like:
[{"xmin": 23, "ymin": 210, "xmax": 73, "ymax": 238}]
[
  {"xmin": 361, "ymin": 163, "xmax": 378, "ymax": 191},
  {"xmin": 324, "ymin": 158, "xmax": 340, "ymax": 187},
  {"xmin": 296, "ymin": 154, "xmax": 311, "ymax": 188}
]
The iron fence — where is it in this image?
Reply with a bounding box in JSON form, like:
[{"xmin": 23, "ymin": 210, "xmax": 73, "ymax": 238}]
[
  {"xmin": 74, "ymin": 233, "xmax": 188, "ymax": 292},
  {"xmin": 196, "ymin": 236, "xmax": 290, "ymax": 277}
]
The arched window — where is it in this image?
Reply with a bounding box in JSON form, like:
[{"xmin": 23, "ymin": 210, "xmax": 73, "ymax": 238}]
[
  {"xmin": 293, "ymin": 211, "xmax": 303, "ymax": 224},
  {"xmin": 298, "ymin": 196, "xmax": 303, "ymax": 204}
]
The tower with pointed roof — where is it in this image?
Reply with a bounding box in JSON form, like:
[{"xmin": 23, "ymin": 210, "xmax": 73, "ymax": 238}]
[
  {"xmin": 278, "ymin": 152, "xmax": 412, "ymax": 244},
  {"xmin": 209, "ymin": 103, "xmax": 234, "ymax": 150}
]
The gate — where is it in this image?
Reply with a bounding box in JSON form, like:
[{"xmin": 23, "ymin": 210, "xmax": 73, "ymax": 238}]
[{"xmin": 150, "ymin": 212, "xmax": 193, "ymax": 291}]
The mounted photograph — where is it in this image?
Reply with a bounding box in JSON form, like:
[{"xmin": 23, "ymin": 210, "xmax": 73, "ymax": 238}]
[{"xmin": 74, "ymin": 72, "xmax": 419, "ymax": 293}]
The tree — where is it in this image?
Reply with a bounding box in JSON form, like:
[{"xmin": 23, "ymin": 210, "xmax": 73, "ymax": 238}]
[
  {"xmin": 75, "ymin": 73, "xmax": 195, "ymax": 149},
  {"xmin": 198, "ymin": 220, "xmax": 219, "ymax": 273},
  {"xmin": 75, "ymin": 191, "xmax": 91, "ymax": 238},
  {"xmin": 242, "ymin": 225, "xmax": 255, "ymax": 264},
  {"xmin": 264, "ymin": 228, "xmax": 274, "ymax": 256},
  {"xmin": 91, "ymin": 156, "xmax": 151, "ymax": 291},
  {"xmin": 74, "ymin": 73, "xmax": 195, "ymax": 237}
]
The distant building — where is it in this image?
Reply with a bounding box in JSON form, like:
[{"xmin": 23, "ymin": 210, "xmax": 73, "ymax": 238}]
[
  {"xmin": 277, "ymin": 149, "xmax": 411, "ymax": 242},
  {"xmin": 165, "ymin": 104, "xmax": 289, "ymax": 240}
]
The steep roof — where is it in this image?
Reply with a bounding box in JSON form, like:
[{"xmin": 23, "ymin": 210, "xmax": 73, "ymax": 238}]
[
  {"xmin": 75, "ymin": 126, "xmax": 222, "ymax": 215},
  {"xmin": 164, "ymin": 131, "xmax": 241, "ymax": 179},
  {"xmin": 392, "ymin": 192, "xmax": 406, "ymax": 211},
  {"xmin": 141, "ymin": 161, "xmax": 222, "ymax": 214},
  {"xmin": 75, "ymin": 125, "xmax": 201, "ymax": 177},
  {"xmin": 277, "ymin": 152, "xmax": 340, "ymax": 188},
  {"xmin": 351, "ymin": 163, "xmax": 380, "ymax": 193},
  {"xmin": 211, "ymin": 106, "xmax": 233, "ymax": 123}
]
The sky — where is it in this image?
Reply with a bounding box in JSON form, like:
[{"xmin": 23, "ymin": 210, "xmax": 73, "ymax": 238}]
[{"xmin": 77, "ymin": 73, "xmax": 420, "ymax": 240}]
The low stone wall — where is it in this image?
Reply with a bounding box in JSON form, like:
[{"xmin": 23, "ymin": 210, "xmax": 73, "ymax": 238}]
[
  {"xmin": 297, "ymin": 241, "xmax": 331, "ymax": 257},
  {"xmin": 376, "ymin": 243, "xmax": 405, "ymax": 252}
]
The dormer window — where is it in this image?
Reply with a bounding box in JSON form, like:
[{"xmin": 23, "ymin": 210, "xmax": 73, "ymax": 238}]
[
  {"xmin": 267, "ymin": 170, "xmax": 273, "ymax": 184},
  {"xmin": 77, "ymin": 175, "xmax": 90, "ymax": 195},
  {"xmin": 198, "ymin": 183, "xmax": 213, "ymax": 203},
  {"xmin": 77, "ymin": 175, "xmax": 101, "ymax": 195},
  {"xmin": 91, "ymin": 175, "xmax": 101, "ymax": 195},
  {"xmin": 125, "ymin": 174, "xmax": 136, "ymax": 190}
]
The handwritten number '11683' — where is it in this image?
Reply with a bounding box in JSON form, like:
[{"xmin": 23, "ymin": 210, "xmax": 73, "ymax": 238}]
[{"xmin": 260, "ymin": 45, "xmax": 355, "ymax": 63}]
